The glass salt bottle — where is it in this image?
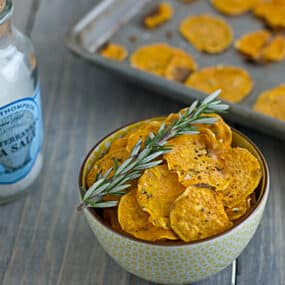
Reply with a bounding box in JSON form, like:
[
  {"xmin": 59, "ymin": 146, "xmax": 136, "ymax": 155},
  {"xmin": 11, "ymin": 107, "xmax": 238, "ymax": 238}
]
[{"xmin": 0, "ymin": 0, "xmax": 43, "ymax": 204}]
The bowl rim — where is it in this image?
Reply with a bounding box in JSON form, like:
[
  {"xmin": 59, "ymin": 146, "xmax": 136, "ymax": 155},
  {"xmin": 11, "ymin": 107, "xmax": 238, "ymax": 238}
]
[{"xmin": 78, "ymin": 118, "xmax": 270, "ymax": 247}]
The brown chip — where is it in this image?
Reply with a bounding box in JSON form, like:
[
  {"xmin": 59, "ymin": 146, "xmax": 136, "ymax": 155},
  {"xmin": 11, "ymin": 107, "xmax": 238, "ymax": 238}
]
[
  {"xmin": 118, "ymin": 189, "xmax": 178, "ymax": 241},
  {"xmin": 254, "ymin": 2, "xmax": 285, "ymax": 28},
  {"xmin": 170, "ymin": 185, "xmax": 233, "ymax": 242},
  {"xmin": 225, "ymin": 199, "xmax": 249, "ymax": 221},
  {"xmin": 235, "ymin": 30, "xmax": 285, "ymax": 63},
  {"xmin": 225, "ymin": 192, "xmax": 257, "ymax": 221},
  {"xmin": 165, "ymin": 48, "xmax": 197, "ymax": 82},
  {"xmin": 164, "ymin": 134, "xmax": 232, "ymax": 190},
  {"xmin": 253, "ymin": 84, "xmax": 285, "ymax": 121},
  {"xmin": 217, "ymin": 147, "xmax": 262, "ymax": 207},
  {"xmin": 211, "ymin": 0, "xmax": 259, "ymax": 15},
  {"xmin": 179, "ymin": 14, "xmax": 233, "ymax": 54},
  {"xmin": 185, "ymin": 65, "xmax": 253, "ymax": 103},
  {"xmin": 235, "ymin": 30, "xmax": 271, "ymax": 61},
  {"xmin": 144, "ymin": 3, "xmax": 173, "ymax": 29},
  {"xmin": 103, "ymin": 207, "xmax": 123, "ymax": 232},
  {"xmin": 137, "ymin": 165, "xmax": 185, "ymax": 229},
  {"xmin": 99, "ymin": 43, "xmax": 128, "ymax": 61},
  {"xmin": 262, "ymin": 35, "xmax": 285, "ymax": 61}
]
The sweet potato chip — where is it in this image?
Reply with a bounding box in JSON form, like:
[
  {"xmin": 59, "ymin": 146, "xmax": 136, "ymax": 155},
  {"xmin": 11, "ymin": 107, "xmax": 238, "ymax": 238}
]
[
  {"xmin": 235, "ymin": 30, "xmax": 271, "ymax": 61},
  {"xmin": 137, "ymin": 165, "xmax": 185, "ymax": 229},
  {"xmin": 165, "ymin": 112, "xmax": 231, "ymax": 148},
  {"xmin": 86, "ymin": 148, "xmax": 130, "ymax": 188},
  {"xmin": 195, "ymin": 114, "xmax": 232, "ymax": 148},
  {"xmin": 144, "ymin": 3, "xmax": 173, "ymax": 29},
  {"xmin": 253, "ymin": 84, "xmax": 285, "ymax": 121},
  {"xmin": 254, "ymin": 2, "xmax": 285, "ymax": 28},
  {"xmin": 108, "ymin": 137, "xmax": 128, "ymax": 153},
  {"xmin": 225, "ymin": 199, "xmax": 249, "ymax": 221},
  {"xmin": 217, "ymin": 147, "xmax": 262, "ymax": 207},
  {"xmin": 130, "ymin": 43, "xmax": 173, "ymax": 76},
  {"xmin": 211, "ymin": 0, "xmax": 258, "ymax": 15},
  {"xmin": 164, "ymin": 134, "xmax": 232, "ymax": 190},
  {"xmin": 165, "ymin": 48, "xmax": 197, "ymax": 82},
  {"xmin": 126, "ymin": 121, "xmax": 161, "ymax": 152},
  {"xmin": 99, "ymin": 43, "xmax": 128, "ymax": 61},
  {"xmin": 235, "ymin": 30, "xmax": 285, "ymax": 63},
  {"xmin": 170, "ymin": 185, "xmax": 233, "ymax": 242},
  {"xmin": 185, "ymin": 65, "xmax": 253, "ymax": 103},
  {"xmin": 262, "ymin": 35, "xmax": 285, "ymax": 61},
  {"xmin": 225, "ymin": 192, "xmax": 257, "ymax": 221},
  {"xmin": 118, "ymin": 189, "xmax": 178, "ymax": 241},
  {"xmin": 179, "ymin": 14, "xmax": 233, "ymax": 53}
]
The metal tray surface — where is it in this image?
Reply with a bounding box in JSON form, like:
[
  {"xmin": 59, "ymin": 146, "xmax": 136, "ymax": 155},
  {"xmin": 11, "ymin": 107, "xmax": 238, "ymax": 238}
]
[{"xmin": 67, "ymin": 0, "xmax": 285, "ymax": 140}]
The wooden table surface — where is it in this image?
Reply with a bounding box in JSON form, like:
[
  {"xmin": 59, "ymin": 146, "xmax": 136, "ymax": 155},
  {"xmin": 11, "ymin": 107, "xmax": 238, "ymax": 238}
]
[{"xmin": 1, "ymin": 1, "xmax": 284, "ymax": 284}]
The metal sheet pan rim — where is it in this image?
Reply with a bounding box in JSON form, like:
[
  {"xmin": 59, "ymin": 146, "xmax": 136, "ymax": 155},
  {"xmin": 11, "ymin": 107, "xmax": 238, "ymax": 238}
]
[{"xmin": 66, "ymin": 1, "xmax": 285, "ymax": 141}]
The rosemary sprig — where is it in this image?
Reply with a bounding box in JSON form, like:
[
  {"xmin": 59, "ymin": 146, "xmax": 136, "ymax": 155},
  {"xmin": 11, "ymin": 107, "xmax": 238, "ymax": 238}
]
[{"xmin": 79, "ymin": 90, "xmax": 229, "ymax": 209}]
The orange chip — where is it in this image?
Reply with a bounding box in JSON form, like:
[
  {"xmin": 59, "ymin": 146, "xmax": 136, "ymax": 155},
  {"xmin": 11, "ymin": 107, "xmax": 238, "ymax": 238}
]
[
  {"xmin": 170, "ymin": 185, "xmax": 233, "ymax": 242},
  {"xmin": 211, "ymin": 0, "xmax": 259, "ymax": 15},
  {"xmin": 118, "ymin": 189, "xmax": 178, "ymax": 241},
  {"xmin": 179, "ymin": 14, "xmax": 233, "ymax": 54},
  {"xmin": 165, "ymin": 48, "xmax": 197, "ymax": 82},
  {"xmin": 109, "ymin": 137, "xmax": 128, "ymax": 153},
  {"xmin": 225, "ymin": 199, "xmax": 249, "ymax": 221},
  {"xmin": 254, "ymin": 2, "xmax": 285, "ymax": 28},
  {"xmin": 262, "ymin": 35, "xmax": 285, "ymax": 61},
  {"xmin": 164, "ymin": 134, "xmax": 232, "ymax": 190},
  {"xmin": 130, "ymin": 43, "xmax": 173, "ymax": 76},
  {"xmin": 99, "ymin": 43, "xmax": 128, "ymax": 61},
  {"xmin": 185, "ymin": 65, "xmax": 253, "ymax": 103},
  {"xmin": 164, "ymin": 111, "xmax": 232, "ymax": 148},
  {"xmin": 217, "ymin": 147, "xmax": 262, "ymax": 207},
  {"xmin": 144, "ymin": 3, "xmax": 173, "ymax": 29},
  {"xmin": 137, "ymin": 165, "xmax": 185, "ymax": 229},
  {"xmin": 253, "ymin": 84, "xmax": 285, "ymax": 121},
  {"xmin": 235, "ymin": 30, "xmax": 285, "ymax": 63},
  {"xmin": 126, "ymin": 121, "xmax": 161, "ymax": 152},
  {"xmin": 195, "ymin": 114, "xmax": 232, "ymax": 148},
  {"xmin": 225, "ymin": 192, "xmax": 257, "ymax": 221},
  {"xmin": 86, "ymin": 148, "xmax": 129, "ymax": 188},
  {"xmin": 235, "ymin": 30, "xmax": 271, "ymax": 61},
  {"xmin": 164, "ymin": 112, "xmax": 180, "ymax": 125}
]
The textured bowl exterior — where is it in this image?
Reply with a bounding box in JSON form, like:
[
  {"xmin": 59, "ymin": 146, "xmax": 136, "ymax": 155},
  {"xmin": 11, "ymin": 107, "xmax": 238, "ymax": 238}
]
[{"xmin": 80, "ymin": 119, "xmax": 269, "ymax": 284}]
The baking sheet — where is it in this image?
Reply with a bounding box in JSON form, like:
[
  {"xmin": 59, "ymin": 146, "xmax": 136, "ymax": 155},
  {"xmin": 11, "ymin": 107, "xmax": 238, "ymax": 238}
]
[{"xmin": 67, "ymin": 0, "xmax": 285, "ymax": 140}]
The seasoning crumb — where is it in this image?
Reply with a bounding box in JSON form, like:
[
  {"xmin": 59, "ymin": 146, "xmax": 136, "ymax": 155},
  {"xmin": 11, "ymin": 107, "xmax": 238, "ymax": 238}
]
[
  {"xmin": 166, "ymin": 30, "xmax": 173, "ymax": 39},
  {"xmin": 128, "ymin": 35, "xmax": 137, "ymax": 43}
]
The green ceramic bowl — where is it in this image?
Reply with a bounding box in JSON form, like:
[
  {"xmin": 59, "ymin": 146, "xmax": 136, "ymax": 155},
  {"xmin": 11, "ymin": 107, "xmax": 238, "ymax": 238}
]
[{"xmin": 79, "ymin": 118, "xmax": 269, "ymax": 284}]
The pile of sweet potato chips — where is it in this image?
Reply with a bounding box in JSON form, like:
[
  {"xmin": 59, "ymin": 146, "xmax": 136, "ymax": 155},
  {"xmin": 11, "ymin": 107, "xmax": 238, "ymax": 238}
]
[{"xmin": 86, "ymin": 113, "xmax": 262, "ymax": 243}]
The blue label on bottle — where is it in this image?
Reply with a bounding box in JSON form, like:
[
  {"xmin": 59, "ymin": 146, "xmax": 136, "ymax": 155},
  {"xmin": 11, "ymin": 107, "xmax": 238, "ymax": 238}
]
[{"xmin": 0, "ymin": 84, "xmax": 43, "ymax": 184}]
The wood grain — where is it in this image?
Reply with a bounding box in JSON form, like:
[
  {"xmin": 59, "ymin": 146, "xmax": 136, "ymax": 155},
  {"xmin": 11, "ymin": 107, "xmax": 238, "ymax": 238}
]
[{"xmin": 0, "ymin": 0, "xmax": 284, "ymax": 284}]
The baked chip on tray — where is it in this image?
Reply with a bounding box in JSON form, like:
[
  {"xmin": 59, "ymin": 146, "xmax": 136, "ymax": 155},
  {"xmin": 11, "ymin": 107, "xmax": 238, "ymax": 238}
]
[{"xmin": 179, "ymin": 14, "xmax": 233, "ymax": 54}]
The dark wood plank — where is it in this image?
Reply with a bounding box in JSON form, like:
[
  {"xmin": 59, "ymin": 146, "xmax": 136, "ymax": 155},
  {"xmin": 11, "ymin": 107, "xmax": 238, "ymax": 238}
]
[
  {"xmin": 1, "ymin": 0, "xmax": 284, "ymax": 284},
  {"xmin": 233, "ymin": 127, "xmax": 285, "ymax": 285}
]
